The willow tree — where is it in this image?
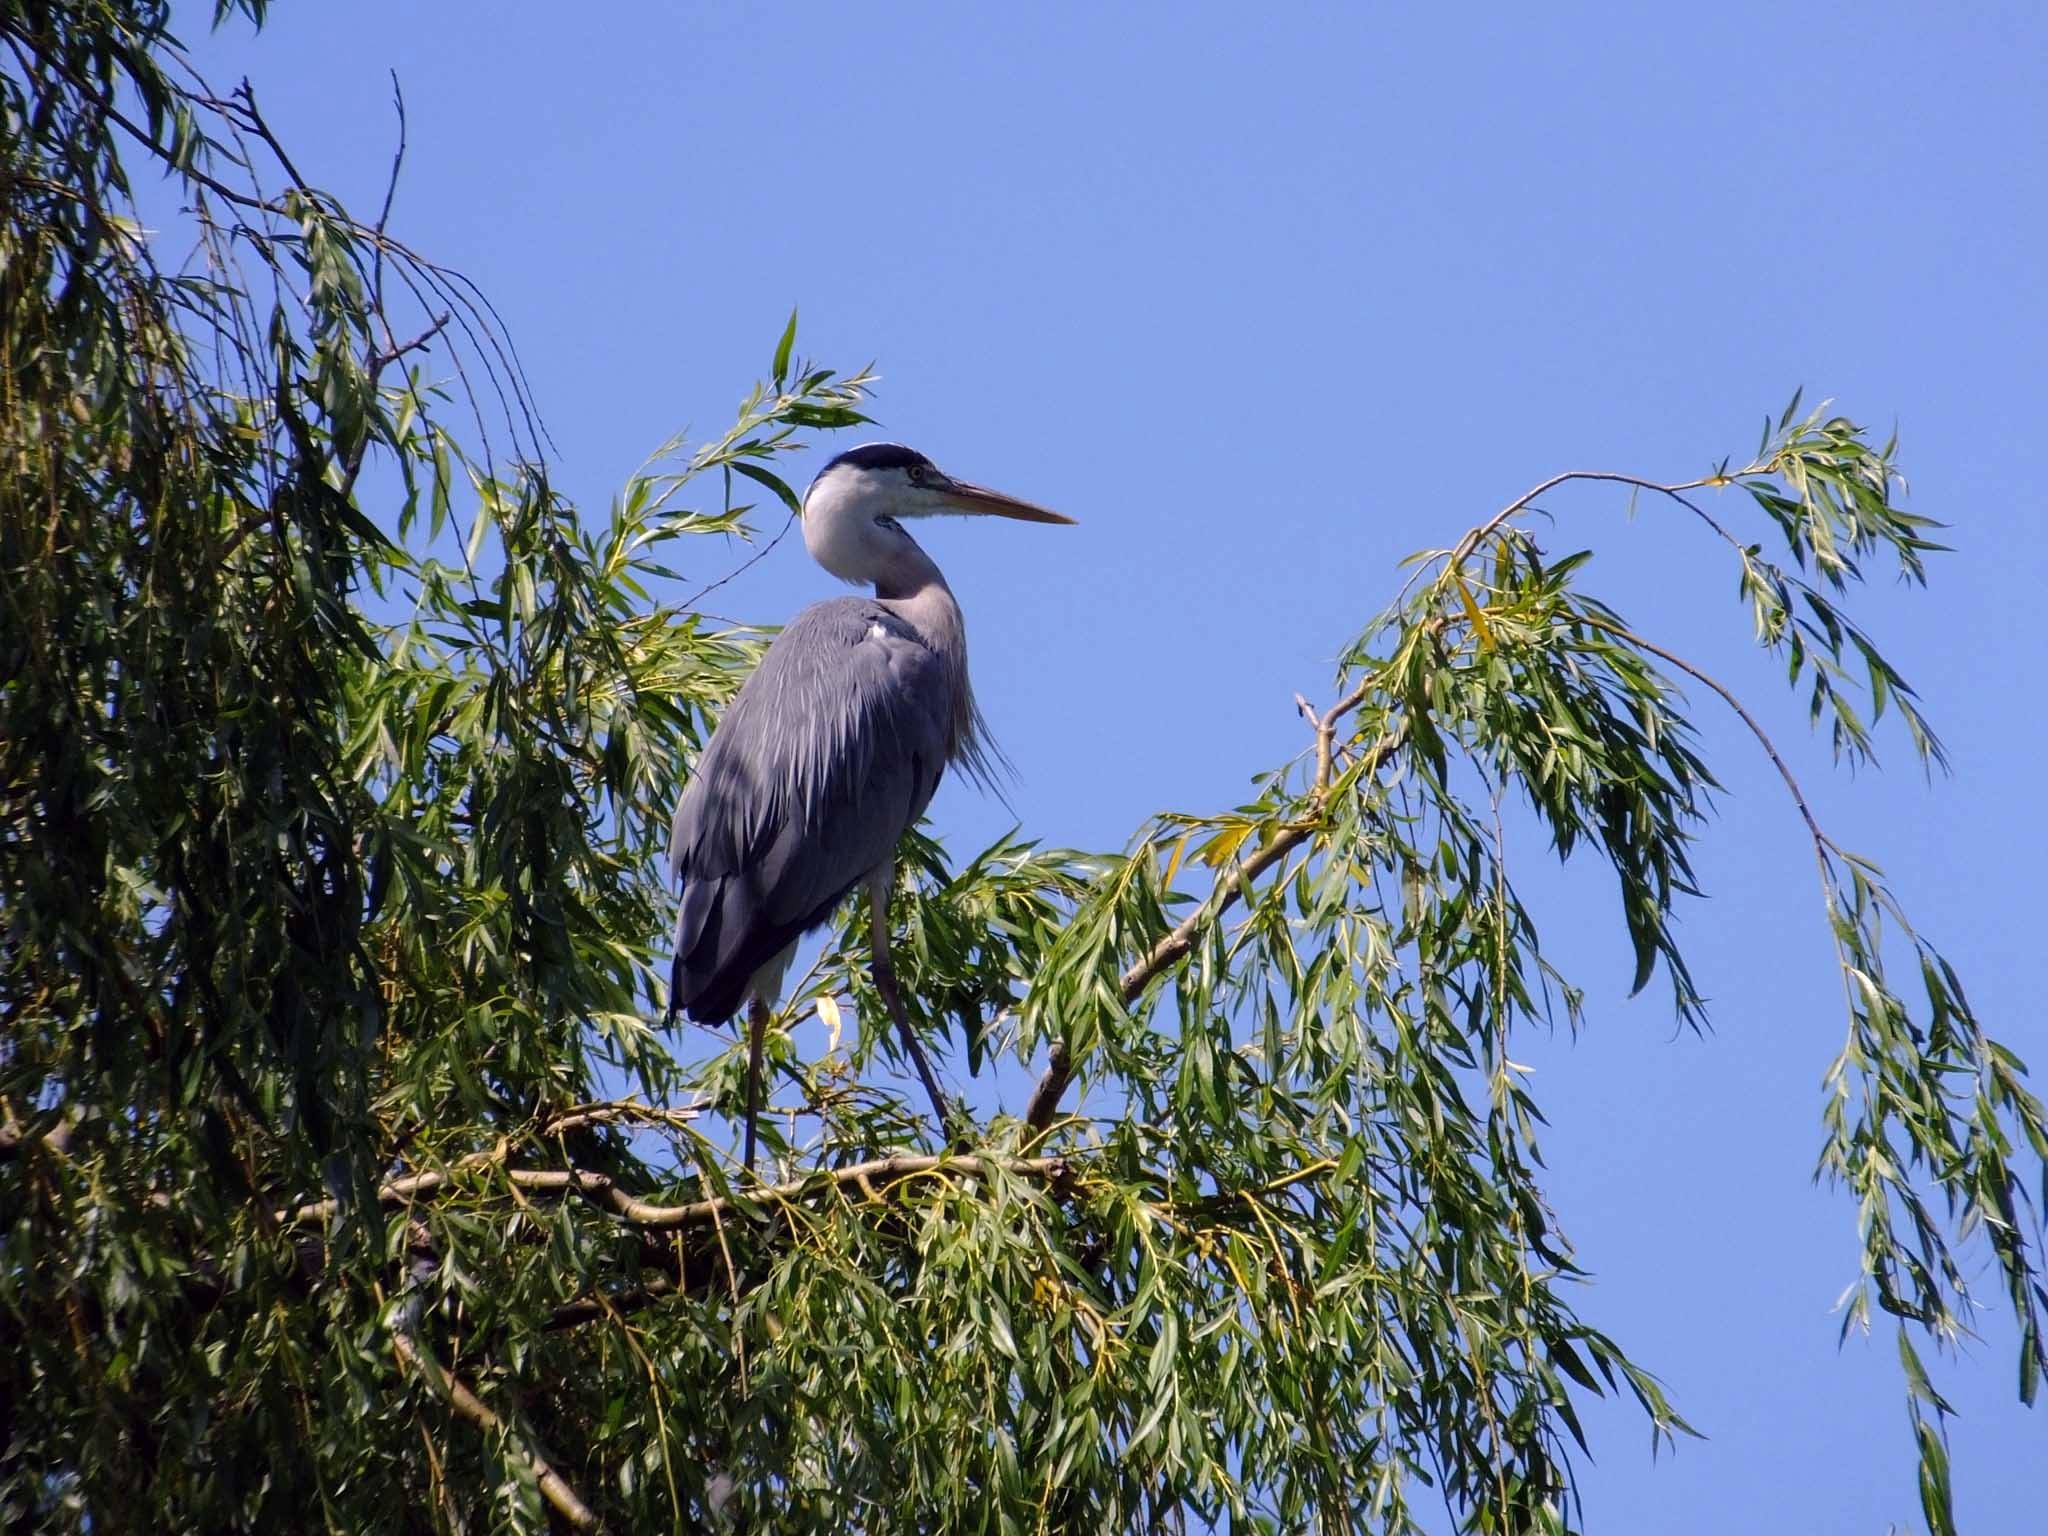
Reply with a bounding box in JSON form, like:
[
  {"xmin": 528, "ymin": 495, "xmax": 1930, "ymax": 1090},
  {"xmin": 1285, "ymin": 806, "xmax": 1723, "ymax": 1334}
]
[{"xmin": 2, "ymin": 6, "xmax": 2041, "ymax": 1533}]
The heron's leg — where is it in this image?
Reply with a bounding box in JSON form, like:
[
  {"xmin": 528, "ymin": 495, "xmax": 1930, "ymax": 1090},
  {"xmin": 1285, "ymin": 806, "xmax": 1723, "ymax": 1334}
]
[
  {"xmin": 866, "ymin": 866, "xmax": 951, "ymax": 1137},
  {"xmin": 742, "ymin": 995, "xmax": 770, "ymax": 1172}
]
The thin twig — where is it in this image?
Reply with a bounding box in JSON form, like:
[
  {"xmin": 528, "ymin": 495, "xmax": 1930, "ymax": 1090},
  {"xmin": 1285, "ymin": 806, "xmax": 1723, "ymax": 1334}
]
[
  {"xmin": 27, "ymin": 29, "xmax": 546, "ymax": 503},
  {"xmin": 676, "ymin": 513, "xmax": 800, "ymax": 614},
  {"xmin": 227, "ymin": 79, "xmax": 310, "ymax": 193},
  {"xmin": 367, "ymin": 312, "xmax": 451, "ymax": 373},
  {"xmin": 342, "ymin": 302, "xmax": 452, "ymax": 504},
  {"xmin": 1446, "ymin": 469, "xmax": 1730, "ymax": 575},
  {"xmin": 370, "ymin": 71, "xmax": 407, "ymax": 308},
  {"xmin": 1576, "ymin": 614, "xmax": 1835, "ymax": 876},
  {"xmin": 706, "ymin": 1174, "xmax": 748, "ymax": 1392},
  {"xmin": 1440, "ymin": 466, "xmax": 1839, "ymax": 898}
]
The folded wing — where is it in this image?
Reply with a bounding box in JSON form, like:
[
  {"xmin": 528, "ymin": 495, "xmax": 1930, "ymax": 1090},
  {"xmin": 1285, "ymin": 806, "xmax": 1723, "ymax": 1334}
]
[{"xmin": 667, "ymin": 598, "xmax": 952, "ymax": 1023}]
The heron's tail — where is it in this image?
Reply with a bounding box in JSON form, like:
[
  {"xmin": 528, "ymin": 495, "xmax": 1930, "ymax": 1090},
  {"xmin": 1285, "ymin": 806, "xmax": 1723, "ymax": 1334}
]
[
  {"xmin": 664, "ymin": 879, "xmax": 703, "ymax": 1026},
  {"xmin": 667, "ymin": 874, "xmax": 754, "ymax": 1026}
]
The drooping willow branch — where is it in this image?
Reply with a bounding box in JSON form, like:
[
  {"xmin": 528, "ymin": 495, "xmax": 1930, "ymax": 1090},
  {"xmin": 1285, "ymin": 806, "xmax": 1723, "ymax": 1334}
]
[
  {"xmin": 1021, "ymin": 702, "xmax": 1413, "ymax": 1132},
  {"xmin": 1017, "ymin": 463, "xmax": 1768, "ymax": 1136}
]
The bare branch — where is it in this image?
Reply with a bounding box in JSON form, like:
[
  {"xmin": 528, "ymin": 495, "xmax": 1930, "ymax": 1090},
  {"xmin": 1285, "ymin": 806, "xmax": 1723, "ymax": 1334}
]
[
  {"xmin": 539, "ymin": 1097, "xmax": 706, "ymax": 1140},
  {"xmin": 1446, "ymin": 469, "xmax": 1731, "ymax": 574},
  {"xmin": 290, "ymin": 1151, "xmax": 1070, "ymax": 1231},
  {"xmin": 371, "ymin": 71, "xmax": 407, "ymax": 294},
  {"xmin": 226, "ymin": 79, "xmax": 310, "ymax": 194},
  {"xmin": 366, "ymin": 311, "xmax": 451, "ymax": 374},
  {"xmin": 391, "ymin": 1331, "xmax": 602, "ymax": 1530},
  {"xmin": 676, "ymin": 512, "xmax": 801, "ymax": 615}
]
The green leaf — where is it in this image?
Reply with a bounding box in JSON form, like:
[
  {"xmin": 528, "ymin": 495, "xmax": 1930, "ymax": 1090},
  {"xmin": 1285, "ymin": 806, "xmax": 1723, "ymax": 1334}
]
[
  {"xmin": 729, "ymin": 458, "xmax": 803, "ymax": 515},
  {"xmin": 772, "ymin": 305, "xmax": 799, "ymax": 388}
]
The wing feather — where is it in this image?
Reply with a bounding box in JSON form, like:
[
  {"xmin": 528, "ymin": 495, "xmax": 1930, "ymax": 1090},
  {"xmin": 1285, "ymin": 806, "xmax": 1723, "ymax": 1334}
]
[{"xmin": 667, "ymin": 599, "xmax": 950, "ymax": 1023}]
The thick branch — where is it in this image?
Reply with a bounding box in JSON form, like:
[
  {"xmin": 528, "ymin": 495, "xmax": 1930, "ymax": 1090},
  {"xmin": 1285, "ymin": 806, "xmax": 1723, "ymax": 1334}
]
[
  {"xmin": 0, "ymin": 1109, "xmax": 74, "ymax": 1163},
  {"xmin": 392, "ymin": 1331, "xmax": 601, "ymax": 1530},
  {"xmin": 539, "ymin": 1097, "xmax": 704, "ymax": 1140},
  {"xmin": 291, "ymin": 1151, "xmax": 1068, "ymax": 1232},
  {"xmin": 539, "ymin": 1155, "xmax": 1339, "ymax": 1335},
  {"xmin": 545, "ymin": 1274, "xmax": 682, "ymax": 1333}
]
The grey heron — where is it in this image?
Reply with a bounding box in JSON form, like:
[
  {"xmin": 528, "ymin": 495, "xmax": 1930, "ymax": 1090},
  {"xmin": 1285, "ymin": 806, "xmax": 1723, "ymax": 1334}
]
[{"xmin": 666, "ymin": 443, "xmax": 1073, "ymax": 1168}]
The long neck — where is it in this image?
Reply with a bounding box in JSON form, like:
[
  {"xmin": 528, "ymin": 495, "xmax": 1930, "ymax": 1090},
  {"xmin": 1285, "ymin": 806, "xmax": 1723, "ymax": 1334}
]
[{"xmin": 875, "ymin": 552, "xmax": 1000, "ymax": 785}]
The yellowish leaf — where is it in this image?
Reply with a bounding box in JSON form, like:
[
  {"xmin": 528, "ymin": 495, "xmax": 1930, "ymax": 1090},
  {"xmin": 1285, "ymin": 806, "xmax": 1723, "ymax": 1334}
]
[
  {"xmin": 1453, "ymin": 571, "xmax": 1497, "ymax": 652},
  {"xmin": 1162, "ymin": 832, "xmax": 1194, "ymax": 891},
  {"xmin": 1197, "ymin": 821, "xmax": 1254, "ymax": 871}
]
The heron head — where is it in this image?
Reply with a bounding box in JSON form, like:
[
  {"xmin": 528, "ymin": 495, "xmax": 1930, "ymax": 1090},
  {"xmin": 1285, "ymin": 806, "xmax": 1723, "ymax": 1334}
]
[{"xmin": 801, "ymin": 442, "xmax": 1073, "ymax": 586}]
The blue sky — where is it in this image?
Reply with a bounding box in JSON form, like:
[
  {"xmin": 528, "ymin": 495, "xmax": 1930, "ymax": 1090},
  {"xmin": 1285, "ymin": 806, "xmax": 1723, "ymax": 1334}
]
[{"xmin": 175, "ymin": 3, "xmax": 2045, "ymax": 1528}]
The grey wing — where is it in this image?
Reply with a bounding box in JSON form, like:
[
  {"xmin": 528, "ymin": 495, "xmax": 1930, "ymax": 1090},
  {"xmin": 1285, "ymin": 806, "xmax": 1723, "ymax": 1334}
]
[{"xmin": 666, "ymin": 600, "xmax": 951, "ymax": 1024}]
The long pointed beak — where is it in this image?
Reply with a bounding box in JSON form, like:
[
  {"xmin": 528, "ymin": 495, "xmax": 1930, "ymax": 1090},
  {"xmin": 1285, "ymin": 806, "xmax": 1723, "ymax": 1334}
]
[{"xmin": 937, "ymin": 478, "xmax": 1076, "ymax": 525}]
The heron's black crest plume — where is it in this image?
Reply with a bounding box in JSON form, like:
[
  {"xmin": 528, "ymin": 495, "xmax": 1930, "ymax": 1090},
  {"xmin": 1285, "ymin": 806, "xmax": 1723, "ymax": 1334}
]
[{"xmin": 814, "ymin": 442, "xmax": 934, "ymax": 479}]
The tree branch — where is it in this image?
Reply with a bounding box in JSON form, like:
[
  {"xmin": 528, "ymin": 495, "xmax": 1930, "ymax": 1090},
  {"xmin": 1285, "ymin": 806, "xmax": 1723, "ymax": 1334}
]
[
  {"xmin": 392, "ymin": 1330, "xmax": 602, "ymax": 1530},
  {"xmin": 539, "ymin": 1097, "xmax": 705, "ymax": 1140},
  {"xmin": 1445, "ymin": 468, "xmax": 1730, "ymax": 574},
  {"xmin": 0, "ymin": 1108, "xmax": 74, "ymax": 1163},
  {"xmin": 224, "ymin": 79, "xmax": 310, "ymax": 195},
  {"xmin": 1575, "ymin": 614, "xmax": 1835, "ymax": 874},
  {"xmin": 290, "ymin": 1151, "xmax": 1070, "ymax": 1231},
  {"xmin": 1022, "ymin": 706, "xmax": 1412, "ymax": 1133},
  {"xmin": 539, "ymin": 1155, "xmax": 1341, "ymax": 1335},
  {"xmin": 370, "ymin": 70, "xmax": 407, "ymax": 304}
]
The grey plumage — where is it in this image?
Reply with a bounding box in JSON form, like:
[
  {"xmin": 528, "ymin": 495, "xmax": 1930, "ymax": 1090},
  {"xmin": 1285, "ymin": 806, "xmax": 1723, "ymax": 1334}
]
[
  {"xmin": 666, "ymin": 598, "xmax": 950, "ymax": 1023},
  {"xmin": 663, "ymin": 444, "xmax": 1072, "ymax": 1166}
]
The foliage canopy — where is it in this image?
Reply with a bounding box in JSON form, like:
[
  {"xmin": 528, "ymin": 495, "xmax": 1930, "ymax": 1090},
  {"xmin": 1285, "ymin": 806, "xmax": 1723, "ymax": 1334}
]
[{"xmin": 2, "ymin": 6, "xmax": 2042, "ymax": 1532}]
